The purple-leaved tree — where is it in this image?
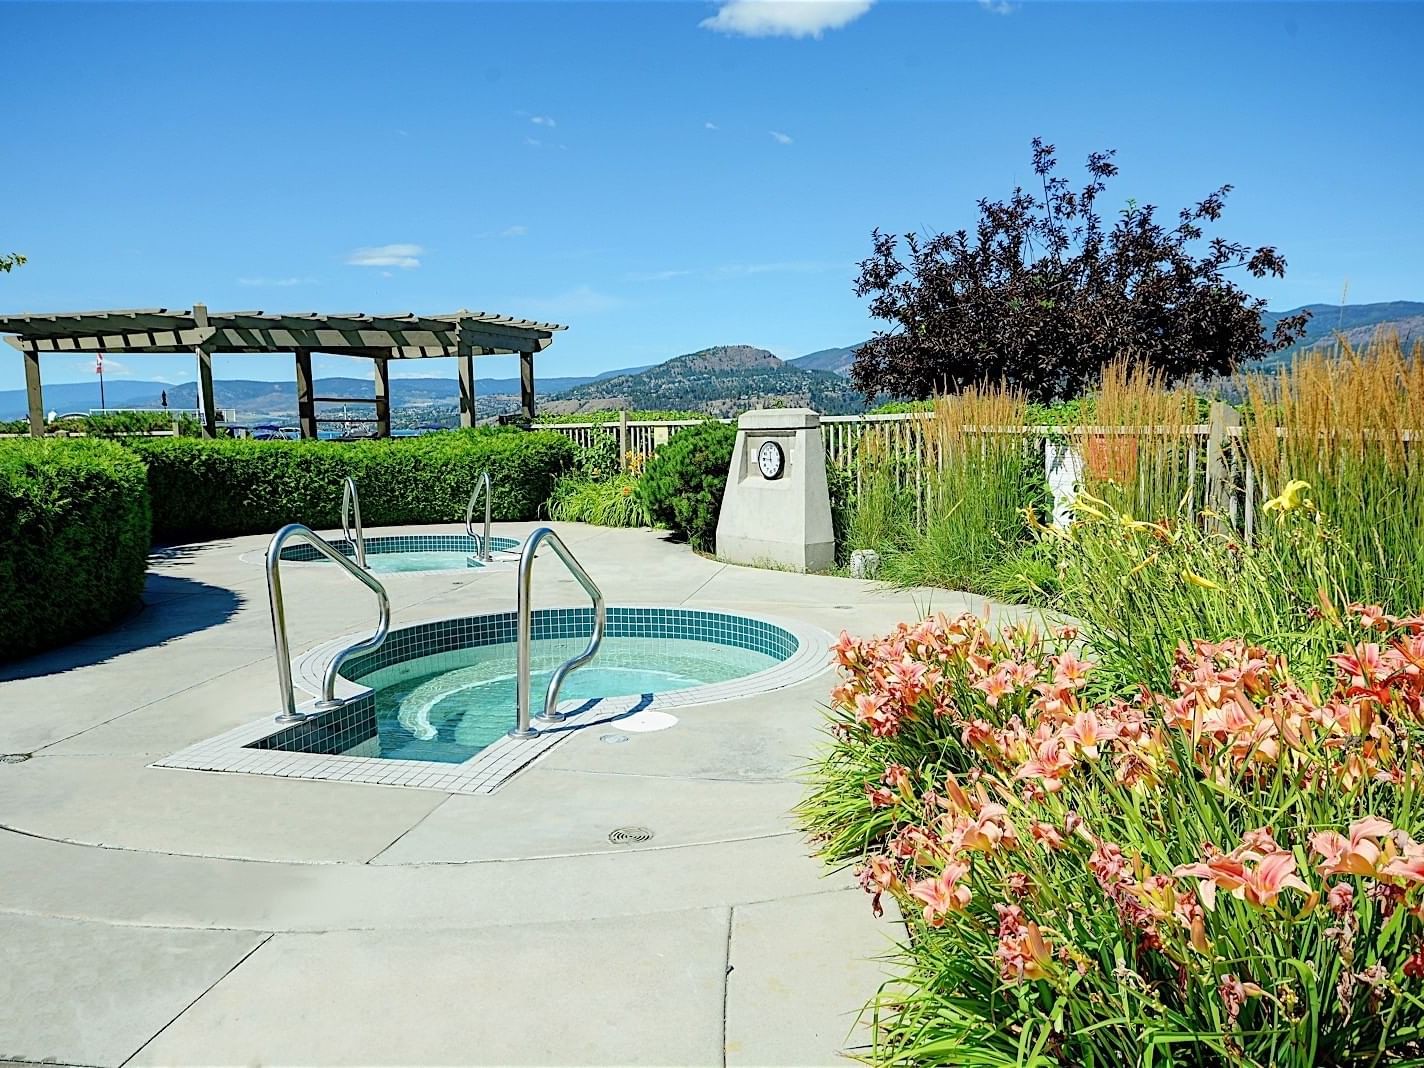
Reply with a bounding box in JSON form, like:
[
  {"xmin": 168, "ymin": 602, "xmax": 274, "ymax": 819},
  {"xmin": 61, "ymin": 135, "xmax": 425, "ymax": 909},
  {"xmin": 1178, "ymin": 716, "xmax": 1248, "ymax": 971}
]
[{"xmin": 852, "ymin": 139, "xmax": 1310, "ymax": 403}]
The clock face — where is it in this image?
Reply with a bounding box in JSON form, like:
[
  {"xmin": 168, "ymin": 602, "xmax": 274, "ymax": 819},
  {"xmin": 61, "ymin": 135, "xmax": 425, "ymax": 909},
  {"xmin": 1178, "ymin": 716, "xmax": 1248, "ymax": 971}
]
[{"xmin": 756, "ymin": 440, "xmax": 785, "ymax": 480}]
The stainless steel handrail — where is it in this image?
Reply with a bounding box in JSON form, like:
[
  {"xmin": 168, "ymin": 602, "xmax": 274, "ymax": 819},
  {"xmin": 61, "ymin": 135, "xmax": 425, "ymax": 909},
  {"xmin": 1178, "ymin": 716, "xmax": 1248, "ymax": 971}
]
[
  {"xmin": 265, "ymin": 523, "xmax": 391, "ymax": 724},
  {"xmin": 510, "ymin": 526, "xmax": 607, "ymax": 738},
  {"xmin": 340, "ymin": 478, "xmax": 367, "ymax": 572},
  {"xmin": 464, "ymin": 470, "xmax": 493, "ymax": 563}
]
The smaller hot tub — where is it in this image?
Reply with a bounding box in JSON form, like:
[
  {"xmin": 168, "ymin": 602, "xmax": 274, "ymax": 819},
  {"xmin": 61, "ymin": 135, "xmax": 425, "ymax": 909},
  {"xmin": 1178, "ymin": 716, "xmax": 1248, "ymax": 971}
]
[{"xmin": 278, "ymin": 533, "xmax": 520, "ymax": 574}]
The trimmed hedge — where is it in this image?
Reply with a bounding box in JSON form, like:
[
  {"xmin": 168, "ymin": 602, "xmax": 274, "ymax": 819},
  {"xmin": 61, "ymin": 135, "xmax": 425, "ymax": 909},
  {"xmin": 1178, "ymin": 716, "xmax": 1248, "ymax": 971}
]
[
  {"xmin": 0, "ymin": 439, "xmax": 151, "ymax": 661},
  {"xmin": 127, "ymin": 429, "xmax": 575, "ymax": 542},
  {"xmin": 638, "ymin": 421, "xmax": 737, "ymax": 551}
]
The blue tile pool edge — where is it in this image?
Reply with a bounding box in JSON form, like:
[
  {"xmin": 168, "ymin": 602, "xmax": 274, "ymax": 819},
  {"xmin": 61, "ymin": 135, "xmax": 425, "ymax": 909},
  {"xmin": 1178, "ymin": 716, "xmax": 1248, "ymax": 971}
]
[
  {"xmin": 278, "ymin": 533, "xmax": 521, "ymax": 563},
  {"xmin": 259, "ymin": 608, "xmax": 801, "ymax": 758}
]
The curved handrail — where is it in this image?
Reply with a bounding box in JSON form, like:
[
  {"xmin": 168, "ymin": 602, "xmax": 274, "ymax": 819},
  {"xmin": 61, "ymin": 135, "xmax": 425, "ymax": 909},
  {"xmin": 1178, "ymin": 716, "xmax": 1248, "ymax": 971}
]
[
  {"xmin": 265, "ymin": 523, "xmax": 391, "ymax": 723},
  {"xmin": 510, "ymin": 526, "xmax": 607, "ymax": 738},
  {"xmin": 340, "ymin": 477, "xmax": 366, "ymax": 569},
  {"xmin": 464, "ymin": 470, "xmax": 493, "ymax": 563}
]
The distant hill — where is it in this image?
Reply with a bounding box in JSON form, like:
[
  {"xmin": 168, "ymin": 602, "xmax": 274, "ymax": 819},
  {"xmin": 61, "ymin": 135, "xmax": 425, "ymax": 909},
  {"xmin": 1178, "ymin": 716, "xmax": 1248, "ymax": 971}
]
[
  {"xmin": 547, "ymin": 344, "xmax": 864, "ymax": 417},
  {"xmin": 0, "ymin": 363, "xmax": 652, "ymax": 421},
  {"xmin": 1252, "ymin": 301, "xmax": 1424, "ymax": 370},
  {"xmin": 789, "ymin": 343, "xmax": 863, "ymax": 376}
]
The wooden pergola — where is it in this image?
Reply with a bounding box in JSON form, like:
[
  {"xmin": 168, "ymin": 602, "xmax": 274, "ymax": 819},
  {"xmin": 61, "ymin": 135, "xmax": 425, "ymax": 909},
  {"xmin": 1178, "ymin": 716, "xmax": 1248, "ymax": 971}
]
[{"xmin": 0, "ymin": 305, "xmax": 567, "ymax": 438}]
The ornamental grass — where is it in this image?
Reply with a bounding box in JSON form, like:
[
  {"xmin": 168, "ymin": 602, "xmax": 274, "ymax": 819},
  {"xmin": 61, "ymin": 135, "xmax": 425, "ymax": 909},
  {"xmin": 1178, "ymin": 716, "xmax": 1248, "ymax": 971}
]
[
  {"xmin": 801, "ymin": 605, "xmax": 1424, "ymax": 1066},
  {"xmin": 1244, "ymin": 335, "xmax": 1424, "ymax": 615},
  {"xmin": 847, "ymin": 385, "xmax": 1045, "ymax": 592},
  {"xmin": 1070, "ymin": 360, "xmax": 1203, "ymax": 523}
]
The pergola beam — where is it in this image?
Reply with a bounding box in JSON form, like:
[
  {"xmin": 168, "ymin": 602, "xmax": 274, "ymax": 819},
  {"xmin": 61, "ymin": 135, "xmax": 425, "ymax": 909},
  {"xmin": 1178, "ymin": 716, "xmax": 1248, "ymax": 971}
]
[
  {"xmin": 520, "ymin": 351, "xmax": 535, "ymax": 421},
  {"xmin": 295, "ymin": 349, "xmax": 317, "ymax": 439},
  {"xmin": 23, "ymin": 347, "xmax": 43, "ymax": 437},
  {"xmin": 457, "ymin": 348, "xmax": 476, "ymax": 429},
  {"xmin": 373, "ymin": 357, "xmax": 391, "ymax": 439}
]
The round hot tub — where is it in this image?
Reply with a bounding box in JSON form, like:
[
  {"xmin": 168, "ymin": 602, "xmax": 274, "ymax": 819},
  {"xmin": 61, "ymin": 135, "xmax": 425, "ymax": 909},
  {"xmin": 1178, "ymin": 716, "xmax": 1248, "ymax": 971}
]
[
  {"xmin": 277, "ymin": 533, "xmax": 521, "ymax": 574},
  {"xmin": 323, "ymin": 607, "xmax": 830, "ymax": 763}
]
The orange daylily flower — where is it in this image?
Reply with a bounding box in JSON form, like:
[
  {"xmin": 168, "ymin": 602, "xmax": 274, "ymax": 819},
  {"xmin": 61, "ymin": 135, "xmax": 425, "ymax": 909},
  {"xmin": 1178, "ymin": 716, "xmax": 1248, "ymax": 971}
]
[{"xmin": 1310, "ymin": 815, "xmax": 1395, "ymax": 877}]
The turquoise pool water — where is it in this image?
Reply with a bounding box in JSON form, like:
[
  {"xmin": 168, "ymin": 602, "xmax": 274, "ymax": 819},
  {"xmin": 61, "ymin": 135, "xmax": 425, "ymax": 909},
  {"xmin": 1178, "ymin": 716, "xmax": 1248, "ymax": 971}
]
[
  {"xmin": 365, "ymin": 550, "xmax": 481, "ymax": 574},
  {"xmin": 356, "ymin": 636, "xmax": 781, "ymax": 762}
]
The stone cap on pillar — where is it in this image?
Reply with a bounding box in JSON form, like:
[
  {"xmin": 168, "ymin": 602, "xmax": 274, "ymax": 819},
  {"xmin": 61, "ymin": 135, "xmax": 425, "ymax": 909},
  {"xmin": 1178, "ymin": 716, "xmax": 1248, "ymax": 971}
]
[{"xmin": 736, "ymin": 407, "xmax": 820, "ymax": 430}]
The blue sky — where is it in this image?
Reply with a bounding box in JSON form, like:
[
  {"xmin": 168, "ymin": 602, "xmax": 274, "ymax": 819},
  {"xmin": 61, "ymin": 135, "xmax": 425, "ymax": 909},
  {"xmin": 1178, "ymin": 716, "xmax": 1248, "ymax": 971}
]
[{"xmin": 3, "ymin": 0, "xmax": 1422, "ymax": 392}]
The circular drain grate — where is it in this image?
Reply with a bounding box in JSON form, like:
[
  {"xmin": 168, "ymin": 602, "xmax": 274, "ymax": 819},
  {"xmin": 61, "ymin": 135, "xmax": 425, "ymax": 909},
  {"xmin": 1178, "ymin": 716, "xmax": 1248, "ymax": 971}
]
[
  {"xmin": 0, "ymin": 753, "xmax": 32, "ymax": 764},
  {"xmin": 608, "ymin": 826, "xmax": 654, "ymax": 845}
]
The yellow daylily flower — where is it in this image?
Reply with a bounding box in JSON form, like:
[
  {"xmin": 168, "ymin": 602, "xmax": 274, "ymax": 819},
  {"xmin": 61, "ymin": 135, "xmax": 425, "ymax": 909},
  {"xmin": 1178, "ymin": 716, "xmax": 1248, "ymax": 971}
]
[
  {"xmin": 1071, "ymin": 497, "xmax": 1109, "ymax": 521},
  {"xmin": 1263, "ymin": 479, "xmax": 1313, "ymax": 514},
  {"xmin": 1181, "ymin": 569, "xmax": 1225, "ymax": 592}
]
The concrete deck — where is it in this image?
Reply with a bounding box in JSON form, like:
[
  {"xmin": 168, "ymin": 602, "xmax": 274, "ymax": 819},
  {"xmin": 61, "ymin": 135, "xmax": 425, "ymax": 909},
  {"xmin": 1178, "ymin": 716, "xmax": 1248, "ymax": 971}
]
[{"xmin": 0, "ymin": 522, "xmax": 1022, "ymax": 1067}]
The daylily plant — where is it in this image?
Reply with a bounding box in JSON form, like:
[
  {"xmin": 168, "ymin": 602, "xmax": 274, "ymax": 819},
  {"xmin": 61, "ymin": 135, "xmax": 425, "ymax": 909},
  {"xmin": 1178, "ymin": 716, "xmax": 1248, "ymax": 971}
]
[{"xmin": 807, "ymin": 605, "xmax": 1424, "ymax": 1065}]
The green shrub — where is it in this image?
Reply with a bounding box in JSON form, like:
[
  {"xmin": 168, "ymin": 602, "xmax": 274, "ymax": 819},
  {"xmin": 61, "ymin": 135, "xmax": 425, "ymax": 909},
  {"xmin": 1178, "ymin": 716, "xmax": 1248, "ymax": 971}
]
[
  {"xmin": 0, "ymin": 412, "xmax": 199, "ymax": 437},
  {"xmin": 570, "ymin": 431, "xmax": 622, "ymax": 481},
  {"xmin": 0, "ymin": 439, "xmax": 151, "ymax": 661},
  {"xmin": 536, "ymin": 409, "xmax": 708, "ymax": 425},
  {"xmin": 127, "ymin": 428, "xmax": 574, "ymax": 542},
  {"xmin": 547, "ymin": 473, "xmax": 650, "ymax": 527},
  {"xmin": 846, "ymin": 388, "xmax": 1047, "ymax": 593},
  {"xmin": 637, "ymin": 421, "xmax": 737, "ymax": 551}
]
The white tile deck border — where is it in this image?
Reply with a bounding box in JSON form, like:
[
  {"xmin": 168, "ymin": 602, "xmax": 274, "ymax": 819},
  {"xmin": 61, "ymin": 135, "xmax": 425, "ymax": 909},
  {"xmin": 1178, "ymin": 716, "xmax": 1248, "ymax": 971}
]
[{"xmin": 154, "ymin": 606, "xmax": 835, "ymax": 796}]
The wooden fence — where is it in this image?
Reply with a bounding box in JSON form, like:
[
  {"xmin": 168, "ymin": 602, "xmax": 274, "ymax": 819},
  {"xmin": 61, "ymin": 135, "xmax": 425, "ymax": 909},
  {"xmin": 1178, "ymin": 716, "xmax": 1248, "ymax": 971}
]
[{"xmin": 542, "ymin": 404, "xmax": 1263, "ymax": 534}]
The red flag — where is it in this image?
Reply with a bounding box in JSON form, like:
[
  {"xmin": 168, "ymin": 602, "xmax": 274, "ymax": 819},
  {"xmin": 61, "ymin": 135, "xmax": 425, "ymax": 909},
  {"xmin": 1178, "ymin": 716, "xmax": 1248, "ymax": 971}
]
[{"xmin": 95, "ymin": 353, "xmax": 104, "ymax": 374}]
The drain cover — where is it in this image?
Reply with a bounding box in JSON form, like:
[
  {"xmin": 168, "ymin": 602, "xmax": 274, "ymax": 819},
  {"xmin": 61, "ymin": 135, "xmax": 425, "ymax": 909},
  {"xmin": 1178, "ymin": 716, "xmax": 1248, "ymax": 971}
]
[
  {"xmin": 0, "ymin": 753, "xmax": 31, "ymax": 764},
  {"xmin": 600, "ymin": 733, "xmax": 630, "ymax": 745},
  {"xmin": 608, "ymin": 826, "xmax": 654, "ymax": 845}
]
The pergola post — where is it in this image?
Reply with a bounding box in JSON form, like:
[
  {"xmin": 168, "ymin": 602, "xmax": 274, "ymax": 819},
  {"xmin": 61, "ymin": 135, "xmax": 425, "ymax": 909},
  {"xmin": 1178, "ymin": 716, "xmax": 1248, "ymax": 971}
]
[
  {"xmin": 458, "ymin": 349, "xmax": 476, "ymax": 429},
  {"xmin": 195, "ymin": 346, "xmax": 217, "ymax": 438},
  {"xmin": 519, "ymin": 350, "xmax": 535, "ymax": 422},
  {"xmin": 23, "ymin": 347, "xmax": 44, "ymax": 437},
  {"xmin": 374, "ymin": 356, "xmax": 391, "ymax": 439},
  {"xmin": 295, "ymin": 349, "xmax": 317, "ymax": 439}
]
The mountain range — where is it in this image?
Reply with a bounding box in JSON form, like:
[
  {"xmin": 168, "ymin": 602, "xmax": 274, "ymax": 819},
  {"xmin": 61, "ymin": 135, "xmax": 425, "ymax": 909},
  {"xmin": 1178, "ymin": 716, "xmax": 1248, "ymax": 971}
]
[
  {"xmin": 1254, "ymin": 301, "xmax": 1424, "ymax": 369},
  {"xmin": 546, "ymin": 344, "xmax": 863, "ymax": 417},
  {"xmin": 0, "ymin": 364, "xmax": 651, "ymax": 421},
  {"xmin": 4, "ymin": 301, "xmax": 1421, "ymax": 422}
]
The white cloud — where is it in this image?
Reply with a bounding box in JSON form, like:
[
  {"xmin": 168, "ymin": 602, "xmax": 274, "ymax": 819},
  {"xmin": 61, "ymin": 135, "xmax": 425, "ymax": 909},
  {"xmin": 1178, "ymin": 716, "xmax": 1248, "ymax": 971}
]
[
  {"xmin": 978, "ymin": 0, "xmax": 1016, "ymax": 12},
  {"xmin": 238, "ymin": 276, "xmax": 317, "ymax": 287},
  {"xmin": 705, "ymin": 121, "xmax": 720, "ymax": 130},
  {"xmin": 499, "ymin": 225, "xmax": 529, "ymax": 238},
  {"xmin": 700, "ymin": 0, "xmax": 873, "ymax": 38},
  {"xmin": 530, "ymin": 115, "xmax": 557, "ymax": 127},
  {"xmin": 524, "ymin": 137, "xmax": 543, "ymax": 147},
  {"xmin": 346, "ymin": 243, "xmax": 423, "ymax": 269},
  {"xmin": 770, "ymin": 130, "xmax": 794, "ymax": 144}
]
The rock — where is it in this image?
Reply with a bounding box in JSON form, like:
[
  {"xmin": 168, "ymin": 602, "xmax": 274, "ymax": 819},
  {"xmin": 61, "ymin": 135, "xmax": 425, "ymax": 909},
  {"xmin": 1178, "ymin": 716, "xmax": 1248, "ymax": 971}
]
[{"xmin": 849, "ymin": 549, "xmax": 880, "ymax": 580}]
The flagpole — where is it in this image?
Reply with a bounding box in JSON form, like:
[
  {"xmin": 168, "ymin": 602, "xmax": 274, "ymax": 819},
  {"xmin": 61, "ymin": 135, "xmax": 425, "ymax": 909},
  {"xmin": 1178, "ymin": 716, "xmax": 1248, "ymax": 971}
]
[{"xmin": 97, "ymin": 353, "xmax": 107, "ymax": 412}]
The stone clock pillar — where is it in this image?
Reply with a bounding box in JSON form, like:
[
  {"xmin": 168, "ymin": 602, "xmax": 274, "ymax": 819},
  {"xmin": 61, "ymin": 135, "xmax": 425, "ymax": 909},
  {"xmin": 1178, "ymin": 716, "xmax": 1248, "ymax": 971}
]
[{"xmin": 715, "ymin": 407, "xmax": 835, "ymax": 573}]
